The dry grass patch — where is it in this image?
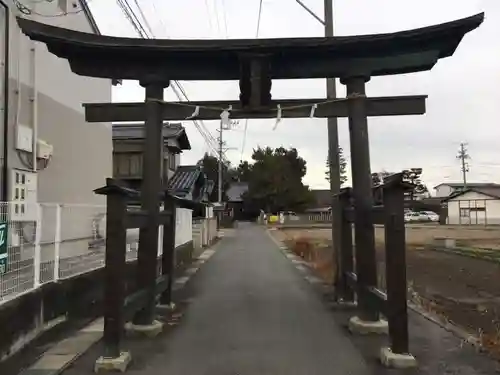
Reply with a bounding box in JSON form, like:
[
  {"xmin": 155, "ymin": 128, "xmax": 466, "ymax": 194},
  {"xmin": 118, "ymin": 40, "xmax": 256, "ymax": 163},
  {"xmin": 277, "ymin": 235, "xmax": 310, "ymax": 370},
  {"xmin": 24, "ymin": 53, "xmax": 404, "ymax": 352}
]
[{"xmin": 285, "ymin": 236, "xmax": 335, "ymax": 284}]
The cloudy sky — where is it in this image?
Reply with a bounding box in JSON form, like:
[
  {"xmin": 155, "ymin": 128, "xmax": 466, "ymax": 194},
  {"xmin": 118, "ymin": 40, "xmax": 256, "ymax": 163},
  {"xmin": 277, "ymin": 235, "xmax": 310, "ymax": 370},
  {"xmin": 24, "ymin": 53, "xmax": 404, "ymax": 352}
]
[{"xmin": 89, "ymin": 0, "xmax": 498, "ymax": 192}]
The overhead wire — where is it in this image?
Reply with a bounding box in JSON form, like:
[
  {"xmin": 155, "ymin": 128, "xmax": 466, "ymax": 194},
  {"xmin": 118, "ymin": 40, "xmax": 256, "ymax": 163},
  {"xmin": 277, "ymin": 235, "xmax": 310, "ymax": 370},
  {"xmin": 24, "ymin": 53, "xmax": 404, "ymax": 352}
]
[
  {"xmin": 115, "ymin": 0, "xmax": 225, "ymax": 160},
  {"xmin": 132, "ymin": 0, "xmax": 155, "ymax": 36},
  {"xmin": 130, "ymin": 0, "xmax": 221, "ymax": 157}
]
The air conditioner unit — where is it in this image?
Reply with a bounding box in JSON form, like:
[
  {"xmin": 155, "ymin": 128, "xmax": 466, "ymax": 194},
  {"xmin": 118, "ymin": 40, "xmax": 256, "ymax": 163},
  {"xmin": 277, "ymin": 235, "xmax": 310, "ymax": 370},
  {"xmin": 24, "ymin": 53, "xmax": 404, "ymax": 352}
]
[{"xmin": 36, "ymin": 139, "xmax": 54, "ymax": 160}]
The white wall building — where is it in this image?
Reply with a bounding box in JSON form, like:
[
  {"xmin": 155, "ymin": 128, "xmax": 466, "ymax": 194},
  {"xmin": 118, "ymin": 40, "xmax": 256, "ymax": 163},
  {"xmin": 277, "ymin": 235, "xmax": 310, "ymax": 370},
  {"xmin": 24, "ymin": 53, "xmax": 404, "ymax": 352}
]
[
  {"xmin": 1, "ymin": 1, "xmax": 112, "ymax": 207},
  {"xmin": 444, "ymin": 187, "xmax": 500, "ymax": 225},
  {"xmin": 434, "ymin": 182, "xmax": 500, "ymax": 198}
]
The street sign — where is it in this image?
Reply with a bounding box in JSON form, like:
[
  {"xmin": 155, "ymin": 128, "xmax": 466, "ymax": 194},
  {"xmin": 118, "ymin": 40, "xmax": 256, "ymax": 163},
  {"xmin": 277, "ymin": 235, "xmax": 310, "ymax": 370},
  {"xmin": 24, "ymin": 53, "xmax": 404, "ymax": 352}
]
[{"xmin": 0, "ymin": 222, "xmax": 7, "ymax": 275}]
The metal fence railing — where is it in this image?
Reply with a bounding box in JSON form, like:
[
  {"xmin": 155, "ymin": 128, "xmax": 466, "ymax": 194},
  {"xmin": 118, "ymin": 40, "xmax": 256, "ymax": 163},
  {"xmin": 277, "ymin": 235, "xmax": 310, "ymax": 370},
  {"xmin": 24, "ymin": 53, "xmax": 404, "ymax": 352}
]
[
  {"xmin": 0, "ymin": 202, "xmax": 198, "ymax": 306},
  {"xmin": 0, "ymin": 202, "xmax": 107, "ymax": 304}
]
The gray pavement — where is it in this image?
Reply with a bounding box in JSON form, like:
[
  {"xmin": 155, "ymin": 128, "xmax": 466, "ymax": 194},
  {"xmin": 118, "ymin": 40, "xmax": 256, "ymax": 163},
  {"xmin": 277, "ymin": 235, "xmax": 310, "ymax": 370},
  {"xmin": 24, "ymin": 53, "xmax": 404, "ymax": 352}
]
[
  {"xmin": 64, "ymin": 223, "xmax": 371, "ymax": 374},
  {"xmin": 62, "ymin": 222, "xmax": 499, "ymax": 375},
  {"xmin": 146, "ymin": 223, "xmax": 370, "ymax": 375}
]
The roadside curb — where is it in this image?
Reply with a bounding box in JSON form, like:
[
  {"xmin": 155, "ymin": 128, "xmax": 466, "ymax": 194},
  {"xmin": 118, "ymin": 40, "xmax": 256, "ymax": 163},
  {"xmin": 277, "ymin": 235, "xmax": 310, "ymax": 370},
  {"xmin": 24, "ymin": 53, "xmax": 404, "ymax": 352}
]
[
  {"xmin": 18, "ymin": 241, "xmax": 222, "ymax": 375},
  {"xmin": 266, "ymin": 229, "xmax": 326, "ymax": 287},
  {"xmin": 266, "ymin": 229, "xmax": 483, "ymax": 350}
]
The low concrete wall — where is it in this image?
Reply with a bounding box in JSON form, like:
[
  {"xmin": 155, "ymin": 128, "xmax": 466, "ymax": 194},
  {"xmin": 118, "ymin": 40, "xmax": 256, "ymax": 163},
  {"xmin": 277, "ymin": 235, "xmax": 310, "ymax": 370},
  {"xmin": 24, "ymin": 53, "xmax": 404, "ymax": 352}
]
[{"xmin": 0, "ymin": 241, "xmax": 194, "ymax": 362}]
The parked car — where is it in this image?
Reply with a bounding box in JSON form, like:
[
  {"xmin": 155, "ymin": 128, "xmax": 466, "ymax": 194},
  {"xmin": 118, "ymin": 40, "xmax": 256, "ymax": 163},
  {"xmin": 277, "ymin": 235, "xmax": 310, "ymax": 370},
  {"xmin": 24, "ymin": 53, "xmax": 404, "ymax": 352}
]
[
  {"xmin": 404, "ymin": 211, "xmax": 426, "ymax": 222},
  {"xmin": 404, "ymin": 211, "xmax": 416, "ymax": 222},
  {"xmin": 281, "ymin": 211, "xmax": 299, "ymax": 221},
  {"xmin": 419, "ymin": 211, "xmax": 439, "ymax": 222}
]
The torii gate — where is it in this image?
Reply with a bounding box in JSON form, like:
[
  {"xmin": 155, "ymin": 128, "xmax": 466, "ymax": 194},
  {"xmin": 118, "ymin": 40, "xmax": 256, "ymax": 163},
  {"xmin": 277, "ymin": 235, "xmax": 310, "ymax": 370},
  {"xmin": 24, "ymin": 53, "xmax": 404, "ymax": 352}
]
[{"xmin": 17, "ymin": 12, "xmax": 483, "ymax": 372}]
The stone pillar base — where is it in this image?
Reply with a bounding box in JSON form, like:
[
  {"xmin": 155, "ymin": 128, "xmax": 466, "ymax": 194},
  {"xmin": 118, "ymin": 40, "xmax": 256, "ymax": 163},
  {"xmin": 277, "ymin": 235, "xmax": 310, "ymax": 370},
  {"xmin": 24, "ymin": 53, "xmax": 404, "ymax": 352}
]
[
  {"xmin": 94, "ymin": 351, "xmax": 132, "ymax": 373},
  {"xmin": 328, "ymin": 300, "xmax": 358, "ymax": 310},
  {"xmin": 156, "ymin": 302, "xmax": 176, "ymax": 313},
  {"xmin": 380, "ymin": 347, "xmax": 417, "ymax": 368},
  {"xmin": 124, "ymin": 320, "xmax": 163, "ymax": 338},
  {"xmin": 348, "ymin": 315, "xmax": 388, "ymax": 335}
]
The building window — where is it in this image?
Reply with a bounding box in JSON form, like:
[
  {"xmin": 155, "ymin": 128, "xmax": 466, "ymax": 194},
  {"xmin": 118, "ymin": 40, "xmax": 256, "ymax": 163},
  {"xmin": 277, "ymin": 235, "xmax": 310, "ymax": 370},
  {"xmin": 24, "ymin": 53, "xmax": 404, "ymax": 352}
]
[
  {"xmin": 459, "ymin": 208, "xmax": 470, "ymax": 218},
  {"xmin": 168, "ymin": 154, "xmax": 176, "ymax": 171},
  {"xmin": 129, "ymin": 154, "xmax": 142, "ymax": 175}
]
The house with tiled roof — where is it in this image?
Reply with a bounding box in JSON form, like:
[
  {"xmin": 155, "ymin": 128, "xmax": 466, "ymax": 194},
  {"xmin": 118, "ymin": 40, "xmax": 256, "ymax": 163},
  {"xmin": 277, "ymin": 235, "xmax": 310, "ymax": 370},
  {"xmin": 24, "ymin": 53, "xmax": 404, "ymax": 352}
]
[
  {"xmin": 112, "ymin": 122, "xmax": 191, "ymax": 191},
  {"xmin": 433, "ymin": 182, "xmax": 500, "ymax": 198},
  {"xmin": 167, "ymin": 165, "xmax": 214, "ymax": 203}
]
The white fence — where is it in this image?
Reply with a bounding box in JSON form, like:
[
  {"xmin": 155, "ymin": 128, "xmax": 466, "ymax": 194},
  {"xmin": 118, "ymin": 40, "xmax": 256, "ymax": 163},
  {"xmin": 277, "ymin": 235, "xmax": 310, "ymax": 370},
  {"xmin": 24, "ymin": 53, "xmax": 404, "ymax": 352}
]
[{"xmin": 0, "ymin": 203, "xmax": 194, "ymax": 306}]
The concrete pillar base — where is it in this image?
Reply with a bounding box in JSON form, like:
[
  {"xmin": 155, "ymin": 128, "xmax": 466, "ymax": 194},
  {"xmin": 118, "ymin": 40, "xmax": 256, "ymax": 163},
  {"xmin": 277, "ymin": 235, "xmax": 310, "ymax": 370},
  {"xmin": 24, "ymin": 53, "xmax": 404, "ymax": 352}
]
[
  {"xmin": 124, "ymin": 320, "xmax": 163, "ymax": 338},
  {"xmin": 328, "ymin": 300, "xmax": 358, "ymax": 310},
  {"xmin": 380, "ymin": 347, "xmax": 417, "ymax": 368},
  {"xmin": 156, "ymin": 302, "xmax": 176, "ymax": 313},
  {"xmin": 94, "ymin": 351, "xmax": 132, "ymax": 373},
  {"xmin": 348, "ymin": 315, "xmax": 388, "ymax": 335}
]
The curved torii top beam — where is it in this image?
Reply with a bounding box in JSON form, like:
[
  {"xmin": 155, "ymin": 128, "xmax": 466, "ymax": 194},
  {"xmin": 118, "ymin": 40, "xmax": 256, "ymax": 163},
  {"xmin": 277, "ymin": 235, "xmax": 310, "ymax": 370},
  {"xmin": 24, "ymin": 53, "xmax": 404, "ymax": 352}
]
[
  {"xmin": 16, "ymin": 13, "xmax": 483, "ymax": 82},
  {"xmin": 16, "ymin": 13, "xmax": 483, "ymax": 107}
]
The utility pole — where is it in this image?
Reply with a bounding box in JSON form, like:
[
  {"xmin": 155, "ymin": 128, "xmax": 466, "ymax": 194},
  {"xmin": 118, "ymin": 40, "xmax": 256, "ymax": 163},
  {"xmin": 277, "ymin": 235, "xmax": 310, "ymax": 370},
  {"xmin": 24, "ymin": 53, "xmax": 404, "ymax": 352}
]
[
  {"xmin": 324, "ymin": 0, "xmax": 342, "ymax": 293},
  {"xmin": 457, "ymin": 142, "xmax": 470, "ymax": 189},
  {"xmin": 294, "ymin": 0, "xmax": 342, "ymax": 291},
  {"xmin": 218, "ymin": 120, "xmax": 223, "ymax": 203},
  {"xmin": 217, "ymin": 120, "xmax": 237, "ymax": 203}
]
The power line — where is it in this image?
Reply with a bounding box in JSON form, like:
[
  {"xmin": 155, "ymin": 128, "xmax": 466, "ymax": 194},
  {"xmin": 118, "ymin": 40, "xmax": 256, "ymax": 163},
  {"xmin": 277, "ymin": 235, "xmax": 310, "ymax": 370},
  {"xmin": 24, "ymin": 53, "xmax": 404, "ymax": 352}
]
[
  {"xmin": 119, "ymin": 0, "xmax": 150, "ymax": 36},
  {"xmin": 132, "ymin": 0, "xmax": 155, "ymax": 36},
  {"xmin": 131, "ymin": 1, "xmax": 219, "ymax": 155},
  {"xmin": 256, "ymin": 0, "xmax": 263, "ymax": 37},
  {"xmin": 293, "ymin": 0, "xmax": 325, "ymax": 25},
  {"xmin": 115, "ymin": 0, "xmax": 224, "ymax": 160}
]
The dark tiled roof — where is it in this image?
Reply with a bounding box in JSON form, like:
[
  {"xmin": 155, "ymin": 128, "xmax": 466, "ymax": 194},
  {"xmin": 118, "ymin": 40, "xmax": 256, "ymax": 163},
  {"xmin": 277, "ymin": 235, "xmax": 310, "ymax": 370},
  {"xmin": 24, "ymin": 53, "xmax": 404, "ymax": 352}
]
[
  {"xmin": 474, "ymin": 187, "xmax": 500, "ymax": 199},
  {"xmin": 112, "ymin": 122, "xmax": 191, "ymax": 150},
  {"xmin": 202, "ymin": 180, "xmax": 215, "ymax": 199},
  {"xmin": 226, "ymin": 182, "xmax": 249, "ymax": 202},
  {"xmin": 434, "ymin": 182, "xmax": 500, "ymax": 189},
  {"xmin": 167, "ymin": 166, "xmax": 214, "ymax": 203},
  {"xmin": 167, "ymin": 165, "xmax": 201, "ymax": 197},
  {"xmin": 444, "ymin": 186, "xmax": 500, "ymax": 201}
]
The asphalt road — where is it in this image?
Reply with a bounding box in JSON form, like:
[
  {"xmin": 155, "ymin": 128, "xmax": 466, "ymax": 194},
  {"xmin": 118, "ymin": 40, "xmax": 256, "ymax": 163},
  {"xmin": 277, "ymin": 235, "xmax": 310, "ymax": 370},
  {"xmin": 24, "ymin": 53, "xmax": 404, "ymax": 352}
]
[{"xmin": 97, "ymin": 223, "xmax": 371, "ymax": 374}]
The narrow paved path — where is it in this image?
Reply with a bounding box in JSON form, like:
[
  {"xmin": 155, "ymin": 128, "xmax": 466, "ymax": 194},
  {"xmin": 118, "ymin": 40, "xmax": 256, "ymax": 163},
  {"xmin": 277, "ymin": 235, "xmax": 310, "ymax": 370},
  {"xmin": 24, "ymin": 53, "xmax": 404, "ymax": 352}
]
[{"xmin": 132, "ymin": 223, "xmax": 370, "ymax": 374}]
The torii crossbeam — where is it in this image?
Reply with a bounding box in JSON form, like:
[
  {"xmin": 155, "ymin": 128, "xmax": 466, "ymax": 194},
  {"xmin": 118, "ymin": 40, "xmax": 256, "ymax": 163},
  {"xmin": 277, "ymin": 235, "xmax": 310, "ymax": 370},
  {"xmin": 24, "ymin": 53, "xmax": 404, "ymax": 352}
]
[{"xmin": 83, "ymin": 96, "xmax": 427, "ymax": 122}]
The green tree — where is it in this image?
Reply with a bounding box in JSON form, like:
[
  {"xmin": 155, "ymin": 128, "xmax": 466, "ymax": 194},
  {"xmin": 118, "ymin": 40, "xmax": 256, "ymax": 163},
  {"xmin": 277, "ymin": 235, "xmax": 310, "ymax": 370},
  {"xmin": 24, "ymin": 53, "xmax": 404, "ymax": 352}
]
[
  {"xmin": 371, "ymin": 170, "xmax": 394, "ymax": 187},
  {"xmin": 402, "ymin": 168, "xmax": 428, "ymax": 200},
  {"xmin": 198, "ymin": 153, "xmax": 232, "ymax": 202},
  {"xmin": 234, "ymin": 160, "xmax": 252, "ymax": 182},
  {"xmin": 371, "ymin": 169, "xmax": 429, "ymax": 200},
  {"xmin": 325, "ymin": 147, "xmax": 347, "ymax": 186},
  {"xmin": 243, "ymin": 146, "xmax": 313, "ymax": 213}
]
